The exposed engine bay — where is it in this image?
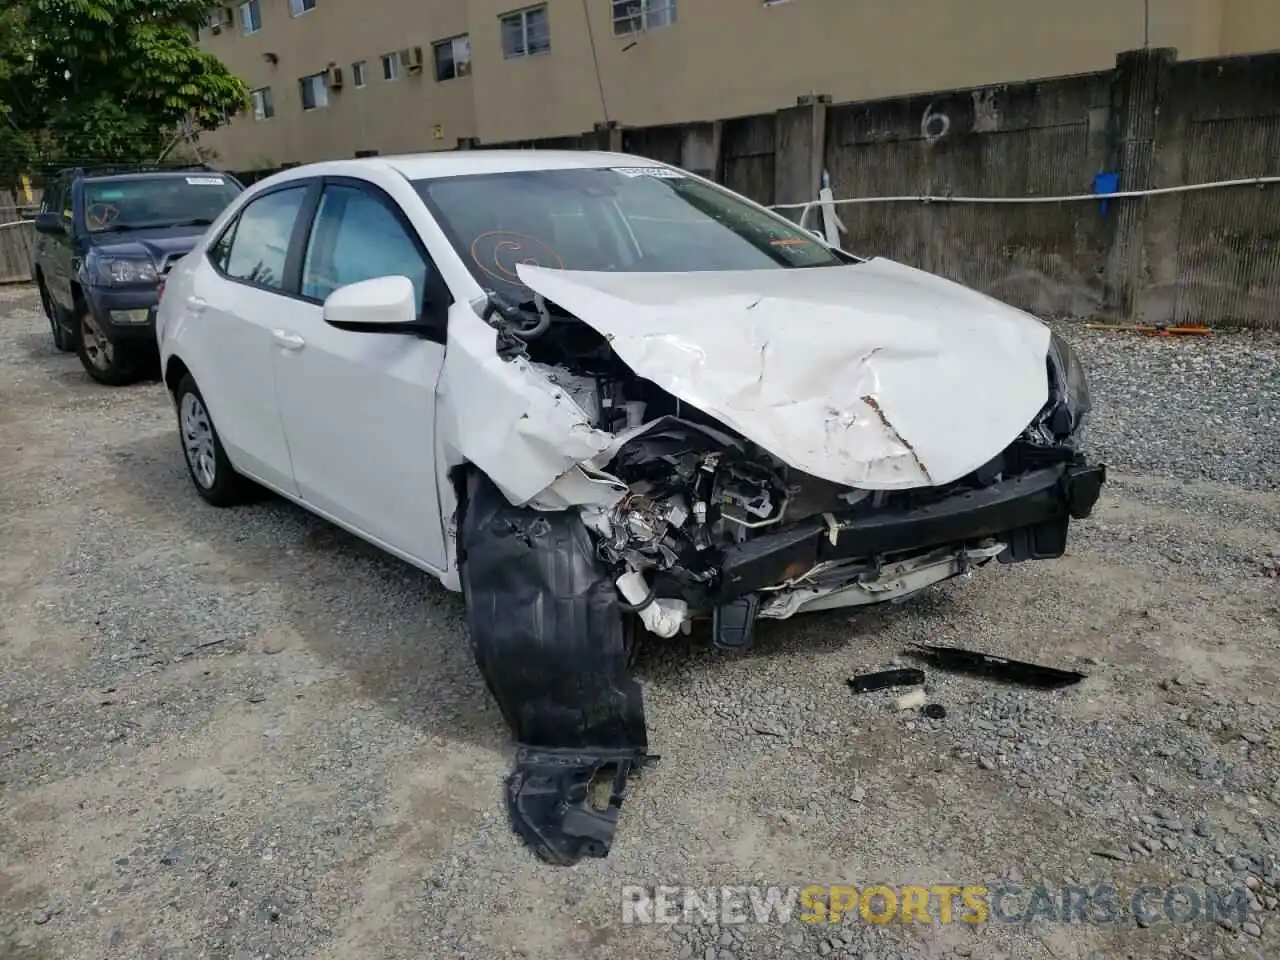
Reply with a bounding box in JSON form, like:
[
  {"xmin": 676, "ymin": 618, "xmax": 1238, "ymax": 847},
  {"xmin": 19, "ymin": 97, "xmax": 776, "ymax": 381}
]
[
  {"xmin": 483, "ymin": 289, "xmax": 1100, "ymax": 642},
  {"xmin": 460, "ymin": 276, "xmax": 1106, "ymax": 867}
]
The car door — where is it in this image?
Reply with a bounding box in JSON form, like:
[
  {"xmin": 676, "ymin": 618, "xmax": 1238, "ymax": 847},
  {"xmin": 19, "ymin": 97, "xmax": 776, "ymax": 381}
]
[
  {"xmin": 185, "ymin": 181, "xmax": 317, "ymax": 495},
  {"xmin": 37, "ymin": 177, "xmax": 72, "ymax": 310},
  {"xmin": 271, "ymin": 178, "xmax": 449, "ymax": 571}
]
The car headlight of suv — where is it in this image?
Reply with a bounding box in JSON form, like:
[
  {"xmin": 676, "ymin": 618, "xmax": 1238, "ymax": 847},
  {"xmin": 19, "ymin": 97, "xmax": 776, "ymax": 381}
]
[
  {"xmin": 95, "ymin": 257, "xmax": 159, "ymax": 286},
  {"xmin": 1043, "ymin": 332, "xmax": 1092, "ymax": 438}
]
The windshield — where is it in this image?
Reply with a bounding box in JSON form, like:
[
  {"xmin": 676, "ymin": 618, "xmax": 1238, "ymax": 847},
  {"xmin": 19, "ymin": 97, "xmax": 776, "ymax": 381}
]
[
  {"xmin": 82, "ymin": 174, "xmax": 242, "ymax": 233},
  {"xmin": 413, "ymin": 166, "xmax": 843, "ymax": 302}
]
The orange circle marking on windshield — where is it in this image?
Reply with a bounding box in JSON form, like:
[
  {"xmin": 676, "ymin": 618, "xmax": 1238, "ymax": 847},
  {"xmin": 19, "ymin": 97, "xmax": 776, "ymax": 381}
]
[{"xmin": 469, "ymin": 231, "xmax": 565, "ymax": 286}]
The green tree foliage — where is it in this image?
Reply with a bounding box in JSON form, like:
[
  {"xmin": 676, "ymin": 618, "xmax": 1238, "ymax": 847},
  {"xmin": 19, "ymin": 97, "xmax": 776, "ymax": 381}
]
[{"xmin": 0, "ymin": 0, "xmax": 249, "ymax": 185}]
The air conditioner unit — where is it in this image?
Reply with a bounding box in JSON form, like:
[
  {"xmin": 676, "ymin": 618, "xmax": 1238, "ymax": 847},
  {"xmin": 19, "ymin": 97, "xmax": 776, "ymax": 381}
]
[
  {"xmin": 399, "ymin": 46, "xmax": 424, "ymax": 72},
  {"xmin": 327, "ymin": 66, "xmax": 344, "ymax": 90}
]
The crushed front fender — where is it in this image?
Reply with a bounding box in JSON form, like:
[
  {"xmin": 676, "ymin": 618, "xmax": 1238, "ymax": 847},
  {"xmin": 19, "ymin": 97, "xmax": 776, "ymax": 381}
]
[{"xmin": 458, "ymin": 470, "xmax": 654, "ymax": 865}]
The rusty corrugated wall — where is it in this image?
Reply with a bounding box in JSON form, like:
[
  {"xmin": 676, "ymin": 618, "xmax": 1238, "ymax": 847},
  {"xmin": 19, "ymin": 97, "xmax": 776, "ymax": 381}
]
[
  {"xmin": 1143, "ymin": 57, "xmax": 1280, "ymax": 331},
  {"xmin": 721, "ymin": 115, "xmax": 776, "ymax": 207}
]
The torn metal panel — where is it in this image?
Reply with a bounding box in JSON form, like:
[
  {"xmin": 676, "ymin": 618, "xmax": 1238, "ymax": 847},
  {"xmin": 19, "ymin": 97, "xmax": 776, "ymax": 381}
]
[
  {"xmin": 458, "ymin": 470, "xmax": 652, "ymax": 865},
  {"xmin": 437, "ymin": 304, "xmax": 616, "ymax": 507},
  {"xmin": 516, "ymin": 259, "xmax": 1052, "ymax": 490}
]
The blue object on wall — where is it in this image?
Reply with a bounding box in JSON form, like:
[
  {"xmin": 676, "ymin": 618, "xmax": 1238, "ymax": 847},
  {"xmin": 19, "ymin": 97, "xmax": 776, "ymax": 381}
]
[{"xmin": 1093, "ymin": 171, "xmax": 1120, "ymax": 215}]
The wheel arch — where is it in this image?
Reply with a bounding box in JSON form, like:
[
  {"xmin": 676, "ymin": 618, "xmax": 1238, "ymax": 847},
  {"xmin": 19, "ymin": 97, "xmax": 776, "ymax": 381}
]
[{"xmin": 164, "ymin": 354, "xmax": 191, "ymax": 398}]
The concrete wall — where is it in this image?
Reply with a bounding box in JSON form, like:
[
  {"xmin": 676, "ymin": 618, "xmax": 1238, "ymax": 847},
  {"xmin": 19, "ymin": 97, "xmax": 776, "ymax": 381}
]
[
  {"xmin": 496, "ymin": 47, "xmax": 1280, "ymax": 329},
  {"xmin": 197, "ymin": 0, "xmax": 1280, "ymax": 169}
]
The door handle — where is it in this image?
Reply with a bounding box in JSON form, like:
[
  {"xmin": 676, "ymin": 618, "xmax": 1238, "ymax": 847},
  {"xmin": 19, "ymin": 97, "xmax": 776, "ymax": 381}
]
[
  {"xmin": 186, "ymin": 296, "xmax": 207, "ymax": 314},
  {"xmin": 272, "ymin": 329, "xmax": 306, "ymax": 351}
]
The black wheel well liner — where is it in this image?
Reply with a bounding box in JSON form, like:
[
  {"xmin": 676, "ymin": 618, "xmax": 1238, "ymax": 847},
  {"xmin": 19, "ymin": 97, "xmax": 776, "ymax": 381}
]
[{"xmin": 164, "ymin": 356, "xmax": 191, "ymax": 397}]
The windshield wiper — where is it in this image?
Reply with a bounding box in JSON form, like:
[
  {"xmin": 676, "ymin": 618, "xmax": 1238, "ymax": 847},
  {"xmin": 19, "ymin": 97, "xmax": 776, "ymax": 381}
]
[{"xmin": 164, "ymin": 218, "xmax": 215, "ymax": 228}]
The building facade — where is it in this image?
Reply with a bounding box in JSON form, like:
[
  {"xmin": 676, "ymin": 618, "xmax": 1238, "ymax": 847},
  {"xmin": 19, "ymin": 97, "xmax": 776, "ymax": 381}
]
[{"xmin": 197, "ymin": 0, "xmax": 1280, "ymax": 170}]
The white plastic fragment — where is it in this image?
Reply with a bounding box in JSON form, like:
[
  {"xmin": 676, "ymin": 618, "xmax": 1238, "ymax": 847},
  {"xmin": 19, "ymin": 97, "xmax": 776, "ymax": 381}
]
[
  {"xmin": 895, "ymin": 689, "xmax": 928, "ymax": 711},
  {"xmin": 616, "ymin": 570, "xmax": 688, "ymax": 639}
]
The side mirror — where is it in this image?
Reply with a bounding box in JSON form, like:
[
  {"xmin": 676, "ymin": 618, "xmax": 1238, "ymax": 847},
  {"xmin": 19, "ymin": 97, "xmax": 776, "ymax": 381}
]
[
  {"xmin": 33, "ymin": 212, "xmax": 65, "ymax": 236},
  {"xmin": 323, "ymin": 275, "xmax": 421, "ymax": 333}
]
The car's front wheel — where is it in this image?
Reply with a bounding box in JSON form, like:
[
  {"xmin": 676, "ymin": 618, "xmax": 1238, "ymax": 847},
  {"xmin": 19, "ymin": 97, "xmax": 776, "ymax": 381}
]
[
  {"xmin": 76, "ymin": 307, "xmax": 141, "ymax": 386},
  {"xmin": 175, "ymin": 373, "xmax": 252, "ymax": 507}
]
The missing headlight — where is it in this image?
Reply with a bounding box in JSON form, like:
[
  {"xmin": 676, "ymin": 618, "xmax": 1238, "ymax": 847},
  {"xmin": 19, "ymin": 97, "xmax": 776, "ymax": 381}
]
[{"xmin": 1027, "ymin": 333, "xmax": 1092, "ymax": 445}]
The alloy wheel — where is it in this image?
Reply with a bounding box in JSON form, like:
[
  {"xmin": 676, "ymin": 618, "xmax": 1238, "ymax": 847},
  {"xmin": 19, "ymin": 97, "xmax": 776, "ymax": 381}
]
[{"xmin": 80, "ymin": 311, "xmax": 114, "ymax": 370}]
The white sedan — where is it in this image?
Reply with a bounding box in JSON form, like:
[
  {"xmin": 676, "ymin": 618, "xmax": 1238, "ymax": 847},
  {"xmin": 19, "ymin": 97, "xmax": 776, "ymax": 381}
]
[{"xmin": 155, "ymin": 151, "xmax": 1104, "ymax": 864}]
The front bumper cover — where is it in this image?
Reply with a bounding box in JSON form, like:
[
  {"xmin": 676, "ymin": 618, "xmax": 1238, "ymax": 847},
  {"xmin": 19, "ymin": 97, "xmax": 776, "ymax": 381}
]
[
  {"xmin": 717, "ymin": 458, "xmax": 1106, "ymax": 602},
  {"xmin": 461, "ymin": 455, "xmax": 1104, "ymax": 866},
  {"xmin": 85, "ymin": 285, "xmax": 159, "ymax": 341}
]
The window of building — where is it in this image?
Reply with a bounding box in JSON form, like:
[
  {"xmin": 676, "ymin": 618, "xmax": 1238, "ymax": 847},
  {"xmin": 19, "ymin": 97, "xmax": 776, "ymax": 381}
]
[
  {"xmin": 381, "ymin": 53, "xmax": 401, "ymax": 80},
  {"xmin": 351, "ymin": 60, "xmax": 367, "ymax": 88},
  {"xmin": 500, "ymin": 5, "xmax": 550, "ymax": 59},
  {"xmin": 433, "ymin": 35, "xmax": 472, "ymax": 81},
  {"xmin": 239, "ymin": 0, "xmax": 261, "ymax": 34},
  {"xmin": 299, "ymin": 74, "xmax": 329, "ymax": 111},
  {"xmin": 611, "ymin": 0, "xmax": 676, "ymax": 35},
  {"xmin": 289, "ymin": 0, "xmax": 316, "ymax": 17},
  {"xmin": 250, "ymin": 87, "xmax": 274, "ymax": 120}
]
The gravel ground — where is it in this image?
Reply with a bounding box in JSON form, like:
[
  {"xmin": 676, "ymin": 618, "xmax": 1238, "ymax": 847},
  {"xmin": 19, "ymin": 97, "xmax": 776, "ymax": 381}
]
[{"xmin": 1, "ymin": 282, "xmax": 1278, "ymax": 960}]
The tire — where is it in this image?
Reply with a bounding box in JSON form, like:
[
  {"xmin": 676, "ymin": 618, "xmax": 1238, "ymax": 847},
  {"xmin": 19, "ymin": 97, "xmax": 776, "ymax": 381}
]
[
  {"xmin": 174, "ymin": 373, "xmax": 252, "ymax": 507},
  {"xmin": 38, "ymin": 281, "xmax": 75, "ymax": 352},
  {"xmin": 76, "ymin": 305, "xmax": 142, "ymax": 386}
]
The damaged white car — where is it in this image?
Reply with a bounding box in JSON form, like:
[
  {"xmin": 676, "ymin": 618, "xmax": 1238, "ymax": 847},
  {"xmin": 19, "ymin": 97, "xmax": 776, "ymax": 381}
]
[{"xmin": 155, "ymin": 151, "xmax": 1105, "ymax": 865}]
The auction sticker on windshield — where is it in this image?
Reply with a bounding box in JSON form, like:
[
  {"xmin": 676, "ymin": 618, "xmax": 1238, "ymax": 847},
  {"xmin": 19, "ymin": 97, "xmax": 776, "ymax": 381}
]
[
  {"xmin": 186, "ymin": 177, "xmax": 227, "ymax": 186},
  {"xmin": 611, "ymin": 167, "xmax": 685, "ymax": 178}
]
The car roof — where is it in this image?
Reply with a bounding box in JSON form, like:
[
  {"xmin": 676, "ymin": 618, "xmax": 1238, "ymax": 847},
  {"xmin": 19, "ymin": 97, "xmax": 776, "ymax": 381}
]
[
  {"xmin": 74, "ymin": 170, "xmax": 236, "ymax": 184},
  {"xmin": 281, "ymin": 150, "xmax": 670, "ymax": 182}
]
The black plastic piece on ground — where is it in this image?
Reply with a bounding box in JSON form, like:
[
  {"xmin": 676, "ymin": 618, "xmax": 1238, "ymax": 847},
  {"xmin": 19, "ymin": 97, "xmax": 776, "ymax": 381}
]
[
  {"xmin": 507, "ymin": 748, "xmax": 657, "ymax": 866},
  {"xmin": 847, "ymin": 667, "xmax": 926, "ymax": 694},
  {"xmin": 907, "ymin": 643, "xmax": 1086, "ymax": 690},
  {"xmin": 459, "ymin": 471, "xmax": 650, "ymax": 866},
  {"xmin": 712, "ymin": 594, "xmax": 760, "ymax": 650},
  {"xmin": 922, "ymin": 703, "xmax": 948, "ymax": 719}
]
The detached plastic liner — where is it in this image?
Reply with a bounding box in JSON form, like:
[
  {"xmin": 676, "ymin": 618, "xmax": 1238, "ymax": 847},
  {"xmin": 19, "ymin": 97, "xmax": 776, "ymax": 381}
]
[{"xmin": 459, "ymin": 471, "xmax": 653, "ymax": 866}]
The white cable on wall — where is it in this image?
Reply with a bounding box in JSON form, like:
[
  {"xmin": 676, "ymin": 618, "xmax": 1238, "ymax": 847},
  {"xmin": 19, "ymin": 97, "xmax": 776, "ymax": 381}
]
[{"xmin": 773, "ymin": 175, "xmax": 1280, "ymax": 231}]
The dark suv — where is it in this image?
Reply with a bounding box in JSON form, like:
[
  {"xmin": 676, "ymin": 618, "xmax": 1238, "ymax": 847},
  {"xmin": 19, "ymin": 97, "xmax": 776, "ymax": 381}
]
[{"xmin": 31, "ymin": 165, "xmax": 244, "ymax": 385}]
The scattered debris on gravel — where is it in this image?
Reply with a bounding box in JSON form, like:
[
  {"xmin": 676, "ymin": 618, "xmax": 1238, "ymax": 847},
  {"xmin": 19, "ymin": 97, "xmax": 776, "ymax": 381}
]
[{"xmin": 1, "ymin": 285, "xmax": 1277, "ymax": 959}]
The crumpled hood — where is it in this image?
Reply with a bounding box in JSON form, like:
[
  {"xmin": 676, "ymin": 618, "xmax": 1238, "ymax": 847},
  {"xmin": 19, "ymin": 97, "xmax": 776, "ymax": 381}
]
[{"xmin": 517, "ymin": 258, "xmax": 1052, "ymax": 490}]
